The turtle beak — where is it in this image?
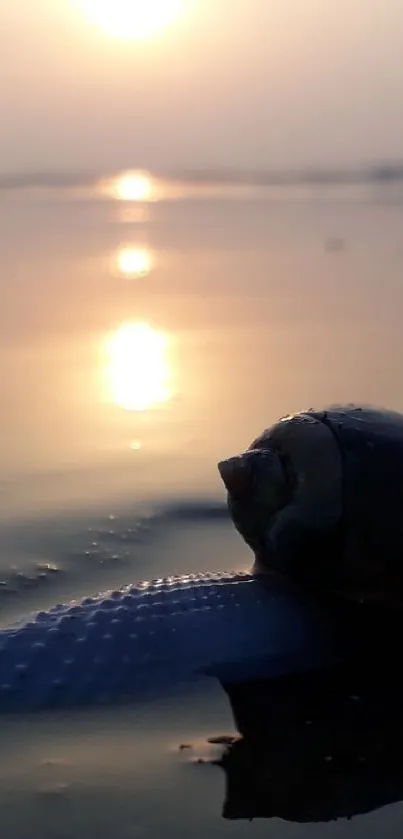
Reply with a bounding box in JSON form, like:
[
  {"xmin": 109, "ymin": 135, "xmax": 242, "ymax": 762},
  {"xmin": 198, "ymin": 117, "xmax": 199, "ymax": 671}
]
[{"xmin": 217, "ymin": 456, "xmax": 250, "ymax": 497}]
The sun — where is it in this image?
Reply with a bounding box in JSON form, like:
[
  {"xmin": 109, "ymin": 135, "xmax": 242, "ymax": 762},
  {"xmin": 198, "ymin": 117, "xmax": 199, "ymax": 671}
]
[
  {"xmin": 98, "ymin": 171, "xmax": 157, "ymax": 203},
  {"xmin": 114, "ymin": 171, "xmax": 153, "ymax": 201},
  {"xmin": 81, "ymin": 0, "xmax": 185, "ymax": 40}
]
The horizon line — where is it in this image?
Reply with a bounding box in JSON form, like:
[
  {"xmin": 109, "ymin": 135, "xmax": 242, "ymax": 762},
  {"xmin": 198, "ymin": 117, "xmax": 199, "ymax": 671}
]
[{"xmin": 1, "ymin": 160, "xmax": 403, "ymax": 190}]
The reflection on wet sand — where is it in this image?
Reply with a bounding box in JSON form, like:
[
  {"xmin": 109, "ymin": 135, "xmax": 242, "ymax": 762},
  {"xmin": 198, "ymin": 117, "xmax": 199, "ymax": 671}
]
[
  {"xmin": 115, "ymin": 245, "xmax": 153, "ymax": 278},
  {"xmin": 203, "ymin": 620, "xmax": 403, "ymax": 824},
  {"xmin": 104, "ymin": 321, "xmax": 173, "ymax": 411}
]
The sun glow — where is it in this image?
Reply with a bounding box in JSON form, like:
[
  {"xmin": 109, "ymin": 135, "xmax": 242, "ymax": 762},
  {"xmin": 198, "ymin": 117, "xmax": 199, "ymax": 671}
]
[
  {"xmin": 106, "ymin": 322, "xmax": 172, "ymax": 411},
  {"xmin": 116, "ymin": 246, "xmax": 153, "ymax": 278},
  {"xmin": 115, "ymin": 171, "xmax": 154, "ymax": 202},
  {"xmin": 99, "ymin": 171, "xmax": 159, "ymax": 203},
  {"xmin": 81, "ymin": 0, "xmax": 184, "ymax": 40}
]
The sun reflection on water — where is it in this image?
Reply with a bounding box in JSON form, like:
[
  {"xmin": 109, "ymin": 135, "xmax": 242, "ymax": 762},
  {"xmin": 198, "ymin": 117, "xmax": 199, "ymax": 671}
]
[
  {"xmin": 118, "ymin": 206, "xmax": 150, "ymax": 224},
  {"xmin": 105, "ymin": 321, "xmax": 172, "ymax": 411},
  {"xmin": 116, "ymin": 246, "xmax": 153, "ymax": 278}
]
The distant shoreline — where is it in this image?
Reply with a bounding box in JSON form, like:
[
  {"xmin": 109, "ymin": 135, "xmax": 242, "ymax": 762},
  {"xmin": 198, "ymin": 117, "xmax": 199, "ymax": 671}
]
[{"xmin": 1, "ymin": 162, "xmax": 403, "ymax": 191}]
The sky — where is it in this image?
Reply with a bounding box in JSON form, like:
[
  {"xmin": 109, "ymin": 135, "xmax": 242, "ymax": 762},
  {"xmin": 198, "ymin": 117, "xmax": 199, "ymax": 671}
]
[{"xmin": 1, "ymin": 0, "xmax": 403, "ymax": 173}]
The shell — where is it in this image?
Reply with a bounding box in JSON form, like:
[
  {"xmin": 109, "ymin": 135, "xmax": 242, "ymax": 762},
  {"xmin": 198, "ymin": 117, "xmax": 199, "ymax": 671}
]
[{"xmin": 220, "ymin": 405, "xmax": 403, "ymax": 605}]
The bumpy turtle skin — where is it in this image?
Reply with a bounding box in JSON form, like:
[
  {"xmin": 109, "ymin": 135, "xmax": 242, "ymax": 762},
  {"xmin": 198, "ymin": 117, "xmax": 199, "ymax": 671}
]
[{"xmin": 0, "ymin": 572, "xmax": 345, "ymax": 712}]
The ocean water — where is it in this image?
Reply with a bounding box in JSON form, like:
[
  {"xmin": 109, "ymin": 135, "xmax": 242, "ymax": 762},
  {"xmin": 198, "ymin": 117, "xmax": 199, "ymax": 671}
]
[{"xmin": 1, "ymin": 173, "xmax": 403, "ymax": 836}]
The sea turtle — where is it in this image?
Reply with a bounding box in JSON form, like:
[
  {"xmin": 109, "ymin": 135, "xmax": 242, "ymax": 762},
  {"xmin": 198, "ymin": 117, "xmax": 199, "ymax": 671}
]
[{"xmin": 218, "ymin": 405, "xmax": 403, "ymax": 604}]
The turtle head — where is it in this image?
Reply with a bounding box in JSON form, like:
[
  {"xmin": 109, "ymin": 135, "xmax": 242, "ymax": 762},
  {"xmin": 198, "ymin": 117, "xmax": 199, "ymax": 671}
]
[
  {"xmin": 217, "ymin": 448, "xmax": 288, "ymax": 554},
  {"xmin": 217, "ymin": 448, "xmax": 287, "ymax": 508}
]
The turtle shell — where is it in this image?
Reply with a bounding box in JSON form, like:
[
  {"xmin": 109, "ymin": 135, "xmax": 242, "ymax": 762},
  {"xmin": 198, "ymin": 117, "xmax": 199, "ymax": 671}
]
[
  {"xmin": 227, "ymin": 406, "xmax": 403, "ymax": 605},
  {"xmin": 315, "ymin": 406, "xmax": 403, "ymax": 604}
]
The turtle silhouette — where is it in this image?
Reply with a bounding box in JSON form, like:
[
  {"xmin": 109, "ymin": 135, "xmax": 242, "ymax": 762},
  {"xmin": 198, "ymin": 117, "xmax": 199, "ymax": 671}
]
[{"xmin": 218, "ymin": 405, "xmax": 403, "ymax": 604}]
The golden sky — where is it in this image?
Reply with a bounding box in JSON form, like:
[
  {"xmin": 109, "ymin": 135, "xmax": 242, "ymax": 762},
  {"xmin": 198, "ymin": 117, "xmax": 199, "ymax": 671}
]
[{"xmin": 1, "ymin": 0, "xmax": 403, "ymax": 172}]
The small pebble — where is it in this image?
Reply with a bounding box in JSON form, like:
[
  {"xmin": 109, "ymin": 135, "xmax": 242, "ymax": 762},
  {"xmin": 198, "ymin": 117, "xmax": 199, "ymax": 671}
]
[{"xmin": 36, "ymin": 563, "xmax": 59, "ymax": 574}]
